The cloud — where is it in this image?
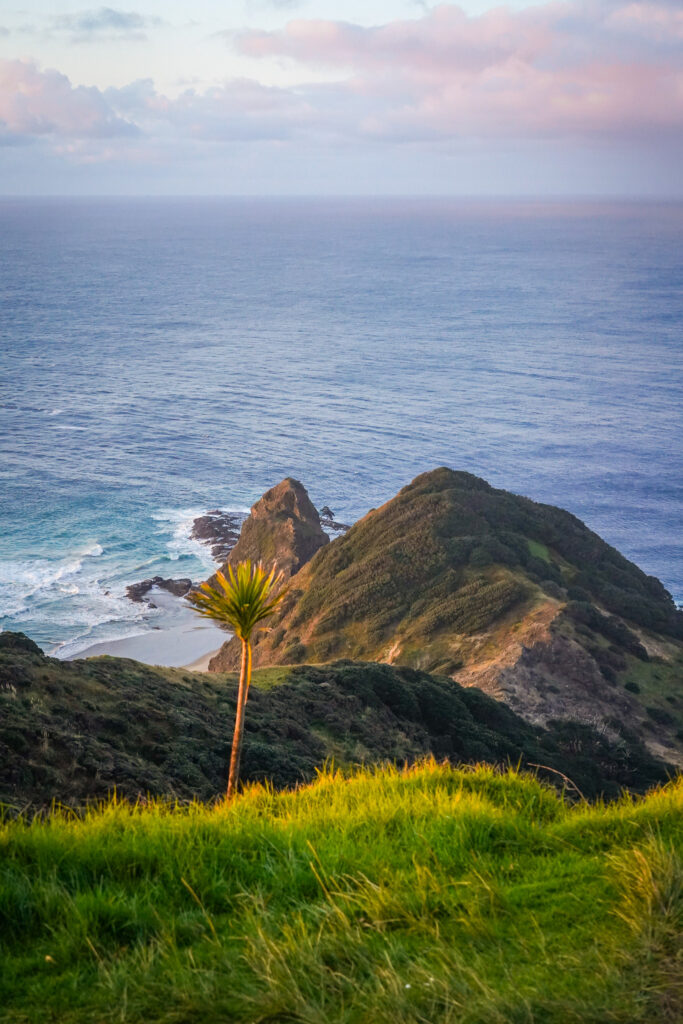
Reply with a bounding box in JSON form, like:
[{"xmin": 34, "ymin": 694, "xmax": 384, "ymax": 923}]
[
  {"xmin": 2, "ymin": 0, "xmax": 681, "ymax": 164},
  {"xmin": 0, "ymin": 60, "xmax": 138, "ymax": 141},
  {"xmin": 235, "ymin": 0, "xmax": 683, "ymax": 142},
  {"xmin": 105, "ymin": 77, "xmax": 313, "ymax": 141},
  {"xmin": 0, "ymin": 60, "xmax": 311, "ymax": 149},
  {"xmin": 49, "ymin": 7, "xmax": 164, "ymax": 41}
]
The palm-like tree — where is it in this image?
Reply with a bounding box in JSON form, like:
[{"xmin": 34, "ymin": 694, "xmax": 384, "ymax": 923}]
[{"xmin": 188, "ymin": 561, "xmax": 287, "ymax": 799}]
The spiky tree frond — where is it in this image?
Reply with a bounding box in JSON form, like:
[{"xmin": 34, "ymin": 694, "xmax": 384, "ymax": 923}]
[{"xmin": 188, "ymin": 560, "xmax": 287, "ymax": 641}]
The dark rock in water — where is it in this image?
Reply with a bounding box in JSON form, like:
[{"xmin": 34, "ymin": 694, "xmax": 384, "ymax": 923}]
[
  {"xmin": 126, "ymin": 577, "xmax": 193, "ymax": 604},
  {"xmin": 320, "ymin": 515, "xmax": 351, "ymax": 533},
  {"xmin": 318, "ymin": 504, "xmax": 351, "ymax": 533},
  {"xmin": 191, "ymin": 510, "xmax": 242, "ymax": 563}
]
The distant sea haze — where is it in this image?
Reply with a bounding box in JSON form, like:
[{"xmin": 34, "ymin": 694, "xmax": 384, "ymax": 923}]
[{"xmin": 0, "ymin": 197, "xmax": 681, "ymax": 655}]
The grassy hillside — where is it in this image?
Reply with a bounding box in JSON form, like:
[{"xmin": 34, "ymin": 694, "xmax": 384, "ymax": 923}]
[
  {"xmin": 1, "ymin": 763, "xmax": 681, "ymax": 1023},
  {"xmin": 243, "ymin": 467, "xmax": 682, "ymax": 660},
  {"xmin": 212, "ymin": 468, "xmax": 683, "ymax": 757},
  {"xmin": 0, "ymin": 632, "xmax": 672, "ymax": 809}
]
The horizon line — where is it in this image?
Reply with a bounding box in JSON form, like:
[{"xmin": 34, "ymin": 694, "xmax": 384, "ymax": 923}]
[{"xmin": 2, "ymin": 193, "xmax": 683, "ymax": 202}]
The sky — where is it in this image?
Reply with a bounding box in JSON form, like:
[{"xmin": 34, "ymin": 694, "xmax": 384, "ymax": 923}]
[{"xmin": 1, "ymin": 0, "xmax": 682, "ymax": 194}]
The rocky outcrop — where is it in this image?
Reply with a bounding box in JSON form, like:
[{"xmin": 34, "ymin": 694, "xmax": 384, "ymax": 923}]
[
  {"xmin": 207, "ymin": 479, "xmax": 329, "ymax": 672},
  {"xmin": 191, "ymin": 511, "xmax": 242, "ymax": 563},
  {"xmin": 126, "ymin": 577, "xmax": 193, "ymax": 604},
  {"xmin": 212, "ymin": 477, "xmax": 328, "ymax": 583}
]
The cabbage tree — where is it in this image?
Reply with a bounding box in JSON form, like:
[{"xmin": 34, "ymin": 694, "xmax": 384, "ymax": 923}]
[{"xmin": 188, "ymin": 561, "xmax": 286, "ymax": 799}]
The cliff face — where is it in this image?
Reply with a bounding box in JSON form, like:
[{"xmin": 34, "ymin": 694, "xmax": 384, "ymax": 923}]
[
  {"xmin": 208, "ymin": 467, "xmax": 683, "ymax": 765},
  {"xmin": 211, "ymin": 477, "xmax": 328, "ymax": 584}
]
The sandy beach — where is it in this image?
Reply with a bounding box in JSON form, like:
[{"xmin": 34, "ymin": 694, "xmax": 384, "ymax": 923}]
[{"xmin": 68, "ymin": 589, "xmax": 229, "ymax": 670}]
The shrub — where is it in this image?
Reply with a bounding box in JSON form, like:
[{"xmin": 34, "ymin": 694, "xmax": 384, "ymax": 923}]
[{"xmin": 646, "ymin": 706, "xmax": 675, "ymax": 727}]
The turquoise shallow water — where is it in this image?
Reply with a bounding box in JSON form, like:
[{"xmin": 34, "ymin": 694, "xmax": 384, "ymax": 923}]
[{"xmin": 1, "ymin": 197, "xmax": 681, "ymax": 655}]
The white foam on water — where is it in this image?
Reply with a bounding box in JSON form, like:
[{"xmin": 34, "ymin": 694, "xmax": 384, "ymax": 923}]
[
  {"xmin": 37, "ymin": 580, "xmax": 162, "ymax": 659},
  {"xmin": 152, "ymin": 506, "xmax": 248, "ymax": 572},
  {"xmin": 322, "ymin": 523, "xmax": 350, "ymax": 540},
  {"xmin": 0, "ymin": 540, "xmax": 145, "ymax": 655},
  {"xmin": 0, "ymin": 540, "xmax": 106, "ymax": 618},
  {"xmin": 151, "ymin": 507, "xmax": 218, "ymax": 571}
]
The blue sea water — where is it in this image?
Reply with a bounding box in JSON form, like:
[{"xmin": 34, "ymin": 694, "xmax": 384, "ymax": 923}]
[{"xmin": 1, "ymin": 197, "xmax": 681, "ymax": 656}]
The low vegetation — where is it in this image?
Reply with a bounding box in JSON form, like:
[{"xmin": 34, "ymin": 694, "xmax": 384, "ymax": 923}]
[
  {"xmin": 0, "ymin": 632, "xmax": 672, "ymax": 810},
  {"xmin": 1, "ymin": 763, "xmax": 681, "ymax": 1023}
]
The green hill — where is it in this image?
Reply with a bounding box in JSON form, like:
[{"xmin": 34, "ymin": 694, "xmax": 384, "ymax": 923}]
[
  {"xmin": 0, "ymin": 631, "xmax": 672, "ymax": 809},
  {"xmin": 210, "ymin": 468, "xmax": 683, "ymax": 764},
  {"xmin": 1, "ymin": 763, "xmax": 681, "ymax": 1023}
]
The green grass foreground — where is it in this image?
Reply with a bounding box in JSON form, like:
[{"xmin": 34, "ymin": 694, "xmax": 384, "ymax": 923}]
[{"xmin": 1, "ymin": 763, "xmax": 681, "ymax": 1024}]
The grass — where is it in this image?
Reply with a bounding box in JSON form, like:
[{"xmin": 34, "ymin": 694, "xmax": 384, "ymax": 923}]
[
  {"xmin": 1, "ymin": 762, "xmax": 681, "ymax": 1023},
  {"xmin": 527, "ymin": 539, "xmax": 550, "ymax": 563}
]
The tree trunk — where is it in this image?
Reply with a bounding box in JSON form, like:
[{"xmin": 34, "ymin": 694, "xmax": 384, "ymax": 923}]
[{"xmin": 226, "ymin": 638, "xmax": 252, "ymax": 800}]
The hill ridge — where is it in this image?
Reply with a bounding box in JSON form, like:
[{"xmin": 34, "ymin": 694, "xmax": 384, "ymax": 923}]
[{"xmin": 207, "ymin": 467, "xmax": 683, "ymax": 763}]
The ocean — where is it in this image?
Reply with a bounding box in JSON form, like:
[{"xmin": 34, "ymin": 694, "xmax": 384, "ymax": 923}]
[{"xmin": 1, "ymin": 197, "xmax": 681, "ymax": 657}]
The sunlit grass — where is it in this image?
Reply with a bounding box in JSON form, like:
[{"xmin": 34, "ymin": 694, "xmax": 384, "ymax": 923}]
[{"xmin": 1, "ymin": 761, "xmax": 681, "ymax": 1023}]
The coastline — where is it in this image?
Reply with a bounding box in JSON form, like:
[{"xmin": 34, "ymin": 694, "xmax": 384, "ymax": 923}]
[
  {"xmin": 69, "ymin": 629, "xmax": 225, "ymax": 670},
  {"xmin": 183, "ymin": 647, "xmax": 222, "ymax": 672},
  {"xmin": 67, "ymin": 588, "xmax": 228, "ymax": 669}
]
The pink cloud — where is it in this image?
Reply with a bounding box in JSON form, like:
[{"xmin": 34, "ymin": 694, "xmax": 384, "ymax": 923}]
[
  {"xmin": 0, "ymin": 61, "xmax": 312, "ymax": 149},
  {"xmin": 240, "ymin": 6, "xmax": 556, "ymax": 76},
  {"xmin": 2, "ymin": 0, "xmax": 681, "ymax": 162},
  {"xmin": 606, "ymin": 2, "xmax": 683, "ymax": 41},
  {"xmin": 0, "ymin": 59, "xmax": 137, "ymax": 139},
  {"xmin": 235, "ymin": 1, "xmax": 683, "ymax": 141}
]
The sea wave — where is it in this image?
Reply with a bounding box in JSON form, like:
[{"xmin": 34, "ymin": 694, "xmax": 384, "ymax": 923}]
[
  {"xmin": 0, "ymin": 541, "xmax": 109, "ymax": 625},
  {"xmin": 51, "ymin": 622, "xmax": 157, "ymax": 660},
  {"xmin": 152, "ymin": 506, "xmax": 248, "ymax": 571},
  {"xmin": 0, "ymin": 542, "xmax": 104, "ymax": 612}
]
